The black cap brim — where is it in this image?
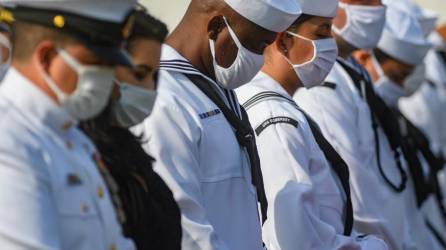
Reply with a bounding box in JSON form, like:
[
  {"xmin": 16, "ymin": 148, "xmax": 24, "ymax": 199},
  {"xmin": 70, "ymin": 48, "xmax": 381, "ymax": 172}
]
[{"xmin": 87, "ymin": 45, "xmax": 134, "ymax": 67}]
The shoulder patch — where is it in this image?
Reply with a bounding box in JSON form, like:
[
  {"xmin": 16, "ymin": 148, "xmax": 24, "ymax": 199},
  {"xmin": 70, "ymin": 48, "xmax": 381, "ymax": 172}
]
[
  {"xmin": 318, "ymin": 81, "xmax": 337, "ymax": 89},
  {"xmin": 255, "ymin": 116, "xmax": 298, "ymax": 136}
]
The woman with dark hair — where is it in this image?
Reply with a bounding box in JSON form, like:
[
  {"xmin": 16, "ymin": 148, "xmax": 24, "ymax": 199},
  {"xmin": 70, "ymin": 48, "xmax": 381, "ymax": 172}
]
[{"xmin": 80, "ymin": 6, "xmax": 181, "ymax": 250}]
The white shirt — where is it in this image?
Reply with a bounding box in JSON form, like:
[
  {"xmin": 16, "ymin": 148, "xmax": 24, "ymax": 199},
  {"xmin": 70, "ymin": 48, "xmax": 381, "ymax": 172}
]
[
  {"xmin": 236, "ymin": 72, "xmax": 388, "ymax": 250},
  {"xmin": 295, "ymin": 60, "xmax": 415, "ymax": 250},
  {"xmin": 0, "ymin": 69, "xmax": 133, "ymax": 250},
  {"xmin": 133, "ymin": 45, "xmax": 262, "ymax": 250}
]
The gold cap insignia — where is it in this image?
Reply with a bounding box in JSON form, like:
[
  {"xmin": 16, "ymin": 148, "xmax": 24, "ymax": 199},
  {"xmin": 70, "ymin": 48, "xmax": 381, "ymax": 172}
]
[{"xmin": 0, "ymin": 8, "xmax": 14, "ymax": 24}]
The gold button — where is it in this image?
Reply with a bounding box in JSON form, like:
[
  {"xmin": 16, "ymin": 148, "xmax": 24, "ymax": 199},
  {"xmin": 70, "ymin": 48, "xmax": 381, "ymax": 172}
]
[
  {"xmin": 65, "ymin": 141, "xmax": 73, "ymax": 150},
  {"xmin": 110, "ymin": 243, "xmax": 117, "ymax": 250},
  {"xmin": 62, "ymin": 121, "xmax": 72, "ymax": 130},
  {"xmin": 97, "ymin": 186, "xmax": 105, "ymax": 199},
  {"xmin": 53, "ymin": 15, "xmax": 65, "ymax": 28},
  {"xmin": 81, "ymin": 203, "xmax": 89, "ymax": 213}
]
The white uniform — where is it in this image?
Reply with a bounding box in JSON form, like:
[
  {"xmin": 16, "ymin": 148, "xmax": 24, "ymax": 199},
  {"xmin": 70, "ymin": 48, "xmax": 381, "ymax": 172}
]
[
  {"xmin": 400, "ymin": 49, "xmax": 446, "ymax": 156},
  {"xmin": 133, "ymin": 45, "xmax": 262, "ymax": 250},
  {"xmin": 0, "ymin": 69, "xmax": 133, "ymax": 250},
  {"xmin": 236, "ymin": 72, "xmax": 388, "ymax": 250},
  {"xmin": 399, "ymin": 48, "xmax": 446, "ymax": 241},
  {"xmin": 295, "ymin": 60, "xmax": 416, "ymax": 250}
]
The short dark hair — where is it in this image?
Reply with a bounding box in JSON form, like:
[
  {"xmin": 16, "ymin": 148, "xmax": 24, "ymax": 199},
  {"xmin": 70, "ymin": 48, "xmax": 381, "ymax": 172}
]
[
  {"xmin": 288, "ymin": 14, "xmax": 315, "ymax": 32},
  {"xmin": 11, "ymin": 20, "xmax": 77, "ymax": 61},
  {"xmin": 373, "ymin": 48, "xmax": 393, "ymax": 64},
  {"xmin": 126, "ymin": 6, "xmax": 168, "ymax": 53}
]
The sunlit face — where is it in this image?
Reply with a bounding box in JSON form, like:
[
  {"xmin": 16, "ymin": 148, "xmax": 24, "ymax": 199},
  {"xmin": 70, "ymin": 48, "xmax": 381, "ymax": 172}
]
[
  {"xmin": 115, "ymin": 38, "xmax": 161, "ymax": 91},
  {"xmin": 286, "ymin": 16, "xmax": 334, "ymax": 65},
  {"xmin": 208, "ymin": 14, "xmax": 276, "ymax": 68}
]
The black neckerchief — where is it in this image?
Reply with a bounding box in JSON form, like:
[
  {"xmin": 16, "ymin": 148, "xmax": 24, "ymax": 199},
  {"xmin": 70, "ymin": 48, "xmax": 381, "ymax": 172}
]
[
  {"xmin": 336, "ymin": 59, "xmax": 408, "ymax": 193},
  {"xmin": 242, "ymin": 91, "xmax": 354, "ymax": 236}
]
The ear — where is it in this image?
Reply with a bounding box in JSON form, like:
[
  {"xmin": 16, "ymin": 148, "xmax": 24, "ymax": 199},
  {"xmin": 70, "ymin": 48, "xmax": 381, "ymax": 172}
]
[
  {"xmin": 207, "ymin": 15, "xmax": 225, "ymax": 41},
  {"xmin": 352, "ymin": 50, "xmax": 371, "ymax": 66},
  {"xmin": 275, "ymin": 32, "xmax": 294, "ymax": 57},
  {"xmin": 33, "ymin": 40, "xmax": 58, "ymax": 72}
]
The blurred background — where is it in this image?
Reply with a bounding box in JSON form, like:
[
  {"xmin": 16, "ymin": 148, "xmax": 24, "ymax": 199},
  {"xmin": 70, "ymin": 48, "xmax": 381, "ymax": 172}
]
[{"xmin": 141, "ymin": 0, "xmax": 446, "ymax": 32}]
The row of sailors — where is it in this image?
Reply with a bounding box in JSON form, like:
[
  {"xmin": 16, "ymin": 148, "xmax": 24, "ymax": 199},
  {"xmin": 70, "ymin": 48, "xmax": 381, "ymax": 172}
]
[{"xmin": 0, "ymin": 0, "xmax": 445, "ymax": 249}]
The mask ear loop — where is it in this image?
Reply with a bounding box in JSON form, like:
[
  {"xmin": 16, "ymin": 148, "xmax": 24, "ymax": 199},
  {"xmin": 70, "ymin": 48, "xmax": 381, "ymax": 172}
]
[
  {"xmin": 332, "ymin": 2, "xmax": 350, "ymax": 34},
  {"xmin": 37, "ymin": 50, "xmax": 68, "ymax": 103},
  {"xmin": 222, "ymin": 16, "xmax": 243, "ymax": 49},
  {"xmin": 285, "ymin": 31, "xmax": 317, "ymax": 66}
]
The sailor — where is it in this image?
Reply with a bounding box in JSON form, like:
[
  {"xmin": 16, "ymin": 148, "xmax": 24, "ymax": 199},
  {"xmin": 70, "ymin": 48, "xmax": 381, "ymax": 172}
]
[
  {"xmin": 353, "ymin": 2, "xmax": 445, "ymax": 247},
  {"xmin": 235, "ymin": 0, "xmax": 388, "ymax": 248},
  {"xmin": 0, "ymin": 0, "xmax": 137, "ymax": 249},
  {"xmin": 399, "ymin": 27, "xmax": 446, "ymax": 234},
  {"xmin": 294, "ymin": 0, "xmax": 421, "ymax": 249},
  {"xmin": 132, "ymin": 0, "xmax": 301, "ymax": 249}
]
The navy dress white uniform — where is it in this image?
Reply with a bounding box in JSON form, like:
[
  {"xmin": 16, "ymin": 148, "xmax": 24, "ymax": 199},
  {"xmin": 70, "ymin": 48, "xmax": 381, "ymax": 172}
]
[
  {"xmin": 295, "ymin": 53, "xmax": 413, "ymax": 250},
  {"xmin": 371, "ymin": 3, "xmax": 443, "ymax": 249},
  {"xmin": 399, "ymin": 31, "xmax": 446, "ymax": 240},
  {"xmin": 295, "ymin": 3, "xmax": 417, "ymax": 250},
  {"xmin": 0, "ymin": 1, "xmax": 136, "ymax": 249},
  {"xmin": 132, "ymin": 1, "xmax": 301, "ymax": 249},
  {"xmin": 237, "ymin": 72, "xmax": 388, "ymax": 250},
  {"xmin": 400, "ymin": 32, "xmax": 446, "ymax": 220}
]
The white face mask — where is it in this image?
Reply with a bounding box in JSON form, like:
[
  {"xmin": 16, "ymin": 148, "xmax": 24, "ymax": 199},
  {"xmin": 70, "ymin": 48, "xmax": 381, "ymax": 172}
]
[
  {"xmin": 371, "ymin": 54, "xmax": 405, "ymax": 107},
  {"xmin": 0, "ymin": 33, "xmax": 11, "ymax": 81},
  {"xmin": 41, "ymin": 49, "xmax": 115, "ymax": 120},
  {"xmin": 403, "ymin": 63, "xmax": 425, "ymax": 96},
  {"xmin": 112, "ymin": 81, "xmax": 157, "ymax": 128},
  {"xmin": 209, "ymin": 16, "xmax": 265, "ymax": 89},
  {"xmin": 283, "ymin": 31, "xmax": 338, "ymax": 89},
  {"xmin": 333, "ymin": 3, "xmax": 386, "ymax": 49}
]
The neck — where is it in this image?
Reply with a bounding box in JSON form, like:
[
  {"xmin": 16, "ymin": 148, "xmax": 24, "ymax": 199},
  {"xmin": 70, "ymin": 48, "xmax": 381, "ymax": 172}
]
[
  {"xmin": 336, "ymin": 35, "xmax": 356, "ymax": 60},
  {"xmin": 165, "ymin": 16, "xmax": 215, "ymax": 81},
  {"xmin": 261, "ymin": 61, "xmax": 302, "ymax": 97},
  {"xmin": 12, "ymin": 60, "xmax": 59, "ymax": 103}
]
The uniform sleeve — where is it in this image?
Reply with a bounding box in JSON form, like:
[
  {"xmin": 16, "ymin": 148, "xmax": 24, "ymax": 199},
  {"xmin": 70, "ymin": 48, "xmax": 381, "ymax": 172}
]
[
  {"xmin": 0, "ymin": 130, "xmax": 61, "ymax": 249},
  {"xmin": 138, "ymin": 99, "xmax": 230, "ymax": 250},
  {"xmin": 255, "ymin": 119, "xmax": 388, "ymax": 250},
  {"xmin": 296, "ymin": 86, "xmax": 404, "ymax": 249}
]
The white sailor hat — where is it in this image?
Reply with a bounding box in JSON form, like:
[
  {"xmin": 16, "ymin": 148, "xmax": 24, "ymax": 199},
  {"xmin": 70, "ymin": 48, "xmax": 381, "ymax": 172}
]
[
  {"xmin": 377, "ymin": 4, "xmax": 431, "ymax": 65},
  {"xmin": 224, "ymin": 0, "xmax": 302, "ymax": 32},
  {"xmin": 1, "ymin": 0, "xmax": 138, "ymax": 66},
  {"xmin": 382, "ymin": 0, "xmax": 438, "ymax": 36},
  {"xmin": 297, "ymin": 0, "xmax": 338, "ymax": 18}
]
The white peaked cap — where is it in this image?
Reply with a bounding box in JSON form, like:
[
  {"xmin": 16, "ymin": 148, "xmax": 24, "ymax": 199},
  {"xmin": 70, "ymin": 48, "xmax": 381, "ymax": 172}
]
[
  {"xmin": 377, "ymin": 4, "xmax": 431, "ymax": 65},
  {"xmin": 382, "ymin": 0, "xmax": 438, "ymax": 36},
  {"xmin": 224, "ymin": 0, "xmax": 302, "ymax": 32},
  {"xmin": 297, "ymin": 0, "xmax": 338, "ymax": 18},
  {"xmin": 0, "ymin": 0, "xmax": 136, "ymax": 23}
]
